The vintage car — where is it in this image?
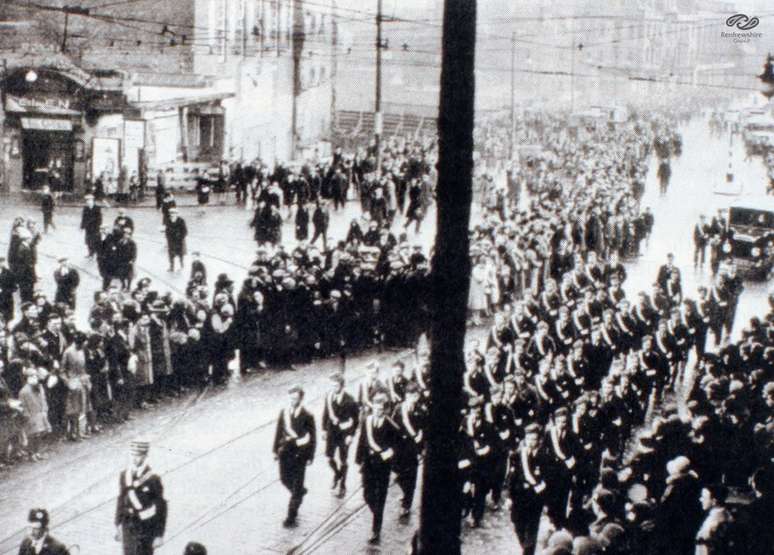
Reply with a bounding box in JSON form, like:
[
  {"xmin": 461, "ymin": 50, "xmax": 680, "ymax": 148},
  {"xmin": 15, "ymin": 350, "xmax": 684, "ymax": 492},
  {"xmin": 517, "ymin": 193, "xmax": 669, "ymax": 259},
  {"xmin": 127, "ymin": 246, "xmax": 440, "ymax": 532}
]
[{"xmin": 727, "ymin": 197, "xmax": 774, "ymax": 280}]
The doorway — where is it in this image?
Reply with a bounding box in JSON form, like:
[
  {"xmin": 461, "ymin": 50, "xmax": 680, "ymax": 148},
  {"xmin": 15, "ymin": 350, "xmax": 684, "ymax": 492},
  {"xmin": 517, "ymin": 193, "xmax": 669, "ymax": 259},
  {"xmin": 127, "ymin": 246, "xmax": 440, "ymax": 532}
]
[{"xmin": 22, "ymin": 130, "xmax": 74, "ymax": 191}]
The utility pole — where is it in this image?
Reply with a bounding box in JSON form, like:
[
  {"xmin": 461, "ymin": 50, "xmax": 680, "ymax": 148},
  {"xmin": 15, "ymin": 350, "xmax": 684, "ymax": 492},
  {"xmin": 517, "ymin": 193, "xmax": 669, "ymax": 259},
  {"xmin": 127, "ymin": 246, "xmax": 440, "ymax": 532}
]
[
  {"xmin": 510, "ymin": 31, "xmax": 516, "ymax": 160},
  {"xmin": 570, "ymin": 18, "xmax": 575, "ymax": 112},
  {"xmin": 374, "ymin": 0, "xmax": 383, "ymax": 173},
  {"xmin": 59, "ymin": 5, "xmax": 90, "ymax": 54},
  {"xmin": 417, "ymin": 0, "xmax": 476, "ymax": 552},
  {"xmin": 61, "ymin": 11, "xmax": 70, "ymax": 53},
  {"xmin": 331, "ymin": 0, "xmax": 338, "ymax": 138}
]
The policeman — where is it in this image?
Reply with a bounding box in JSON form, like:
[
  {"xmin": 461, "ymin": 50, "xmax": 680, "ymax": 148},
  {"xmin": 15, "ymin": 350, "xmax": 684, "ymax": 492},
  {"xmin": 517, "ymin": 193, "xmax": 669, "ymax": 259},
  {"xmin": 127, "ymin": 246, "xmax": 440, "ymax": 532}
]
[
  {"xmin": 273, "ymin": 385, "xmax": 316, "ymax": 527},
  {"xmin": 355, "ymin": 391, "xmax": 398, "ymax": 545},
  {"xmin": 115, "ymin": 440, "xmax": 167, "ymax": 555},
  {"xmin": 391, "ymin": 382, "xmax": 426, "ymax": 521},
  {"xmin": 321, "ymin": 372, "xmax": 359, "ymax": 498},
  {"xmin": 18, "ymin": 508, "xmax": 70, "ymax": 555}
]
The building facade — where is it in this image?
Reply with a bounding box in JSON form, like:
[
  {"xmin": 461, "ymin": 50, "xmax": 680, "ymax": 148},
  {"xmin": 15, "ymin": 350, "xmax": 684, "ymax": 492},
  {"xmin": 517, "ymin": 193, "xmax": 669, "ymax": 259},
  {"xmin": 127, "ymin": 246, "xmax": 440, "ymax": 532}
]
[{"xmin": 0, "ymin": 0, "xmax": 335, "ymax": 195}]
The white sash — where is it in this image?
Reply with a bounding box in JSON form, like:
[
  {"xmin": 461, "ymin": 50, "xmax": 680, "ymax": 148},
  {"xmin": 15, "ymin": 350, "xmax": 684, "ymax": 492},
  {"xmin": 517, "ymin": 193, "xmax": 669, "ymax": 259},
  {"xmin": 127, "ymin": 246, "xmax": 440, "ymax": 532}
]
[
  {"xmin": 535, "ymin": 377, "xmax": 550, "ymax": 401},
  {"xmin": 401, "ymin": 402, "xmax": 418, "ymax": 438},
  {"xmin": 484, "ymin": 403, "xmax": 494, "ymax": 424},
  {"xmin": 366, "ymin": 415, "xmax": 393, "ymax": 459},
  {"xmin": 520, "ymin": 447, "xmax": 537, "ymax": 485},
  {"xmin": 601, "ymin": 325, "xmax": 615, "ymax": 347},
  {"xmin": 388, "ymin": 377, "xmax": 399, "ymax": 401},
  {"xmin": 326, "ymin": 393, "xmax": 340, "ymax": 426},
  {"xmin": 484, "ymin": 363, "xmax": 498, "ymax": 387},
  {"xmin": 283, "ymin": 408, "xmax": 310, "ymax": 446},
  {"xmin": 536, "ymin": 337, "xmax": 546, "ymax": 357},
  {"xmin": 616, "ymin": 313, "xmax": 631, "ymax": 334},
  {"xmin": 549, "ymin": 424, "xmax": 568, "ymax": 461}
]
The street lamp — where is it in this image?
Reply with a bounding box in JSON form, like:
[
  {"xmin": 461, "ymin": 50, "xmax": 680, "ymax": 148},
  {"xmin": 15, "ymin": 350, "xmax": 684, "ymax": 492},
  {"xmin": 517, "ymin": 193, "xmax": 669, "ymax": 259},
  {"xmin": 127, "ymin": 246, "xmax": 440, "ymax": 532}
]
[{"xmin": 758, "ymin": 53, "xmax": 774, "ymax": 99}]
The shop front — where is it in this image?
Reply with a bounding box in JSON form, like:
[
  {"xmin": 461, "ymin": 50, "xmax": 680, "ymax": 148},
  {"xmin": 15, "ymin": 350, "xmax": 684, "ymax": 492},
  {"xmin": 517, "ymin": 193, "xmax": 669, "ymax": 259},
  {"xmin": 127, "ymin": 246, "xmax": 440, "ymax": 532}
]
[{"xmin": 2, "ymin": 68, "xmax": 86, "ymax": 193}]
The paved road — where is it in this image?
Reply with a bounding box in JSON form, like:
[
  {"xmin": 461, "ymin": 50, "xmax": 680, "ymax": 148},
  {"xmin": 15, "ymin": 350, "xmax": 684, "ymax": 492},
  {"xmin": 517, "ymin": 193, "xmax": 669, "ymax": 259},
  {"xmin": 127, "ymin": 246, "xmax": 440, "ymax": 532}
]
[{"xmin": 0, "ymin": 115, "xmax": 771, "ymax": 554}]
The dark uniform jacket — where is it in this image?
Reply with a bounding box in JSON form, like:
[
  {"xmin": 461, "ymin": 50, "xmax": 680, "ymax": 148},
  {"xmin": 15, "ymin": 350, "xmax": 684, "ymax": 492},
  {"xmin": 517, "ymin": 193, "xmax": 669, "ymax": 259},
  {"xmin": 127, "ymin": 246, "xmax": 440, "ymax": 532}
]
[
  {"xmin": 114, "ymin": 464, "xmax": 167, "ymax": 539},
  {"xmin": 321, "ymin": 391, "xmax": 359, "ymax": 444},
  {"xmin": 53, "ymin": 268, "xmax": 79, "ymax": 306},
  {"xmin": 392, "ymin": 401, "xmax": 427, "ymax": 460},
  {"xmin": 272, "ymin": 406, "xmax": 316, "ymax": 462},
  {"xmin": 508, "ymin": 444, "xmax": 549, "ymax": 501},
  {"xmin": 355, "ymin": 414, "xmax": 399, "ymax": 468},
  {"xmin": 18, "ymin": 535, "xmax": 70, "ymax": 555},
  {"xmin": 80, "ymin": 206, "xmax": 102, "ymax": 235},
  {"xmin": 165, "ymin": 218, "xmax": 188, "ymax": 255}
]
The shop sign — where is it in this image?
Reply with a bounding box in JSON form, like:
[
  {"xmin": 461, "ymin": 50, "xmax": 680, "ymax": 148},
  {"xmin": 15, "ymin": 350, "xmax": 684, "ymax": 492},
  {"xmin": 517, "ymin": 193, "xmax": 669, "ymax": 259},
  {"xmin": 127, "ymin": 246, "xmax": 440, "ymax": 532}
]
[
  {"xmin": 21, "ymin": 118, "xmax": 73, "ymax": 131},
  {"xmin": 6, "ymin": 94, "xmax": 80, "ymax": 115}
]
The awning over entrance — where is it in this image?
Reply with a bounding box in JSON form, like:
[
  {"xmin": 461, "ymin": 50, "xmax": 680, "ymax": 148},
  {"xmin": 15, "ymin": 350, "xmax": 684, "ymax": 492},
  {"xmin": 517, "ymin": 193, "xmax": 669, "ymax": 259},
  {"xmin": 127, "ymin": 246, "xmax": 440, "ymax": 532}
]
[{"xmin": 129, "ymin": 92, "xmax": 235, "ymax": 112}]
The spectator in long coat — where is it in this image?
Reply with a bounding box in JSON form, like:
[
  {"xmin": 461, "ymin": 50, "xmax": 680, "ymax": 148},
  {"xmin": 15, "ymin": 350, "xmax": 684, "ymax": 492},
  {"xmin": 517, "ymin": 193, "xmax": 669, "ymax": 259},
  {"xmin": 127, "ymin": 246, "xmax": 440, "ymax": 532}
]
[
  {"xmin": 129, "ymin": 314, "xmax": 154, "ymax": 405},
  {"xmin": 237, "ymin": 290, "xmax": 268, "ymax": 373},
  {"xmin": 53, "ymin": 257, "xmax": 79, "ymax": 310},
  {"xmin": 295, "ymin": 203, "xmax": 310, "ymax": 242},
  {"xmin": 84, "ymin": 334, "xmax": 110, "ymax": 428},
  {"xmin": 15, "ymin": 237, "xmax": 37, "ymax": 303},
  {"xmin": 653, "ymin": 456, "xmax": 704, "ymax": 555},
  {"xmin": 148, "ymin": 302, "xmax": 173, "ymax": 393},
  {"xmin": 80, "ymin": 195, "xmax": 102, "ymax": 258},
  {"xmin": 19, "ymin": 373, "xmax": 51, "ymax": 460},
  {"xmin": 165, "ymin": 208, "xmax": 188, "ymax": 272},
  {"xmin": 0, "ymin": 256, "xmax": 16, "ymax": 322},
  {"xmin": 61, "ymin": 333, "xmax": 89, "ymax": 441}
]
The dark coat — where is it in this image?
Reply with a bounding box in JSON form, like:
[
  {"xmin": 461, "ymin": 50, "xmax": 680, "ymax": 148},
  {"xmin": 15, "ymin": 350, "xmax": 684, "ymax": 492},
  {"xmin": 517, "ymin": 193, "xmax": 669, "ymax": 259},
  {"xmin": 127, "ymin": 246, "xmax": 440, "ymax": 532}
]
[
  {"xmin": 17, "ymin": 535, "xmax": 70, "ymax": 555},
  {"xmin": 273, "ymin": 406, "xmax": 316, "ymax": 463},
  {"xmin": 165, "ymin": 218, "xmax": 187, "ymax": 255},
  {"xmin": 53, "ymin": 267, "xmax": 79, "ymax": 306},
  {"xmin": 654, "ymin": 472, "xmax": 704, "ymax": 554},
  {"xmin": 114, "ymin": 465, "xmax": 167, "ymax": 540}
]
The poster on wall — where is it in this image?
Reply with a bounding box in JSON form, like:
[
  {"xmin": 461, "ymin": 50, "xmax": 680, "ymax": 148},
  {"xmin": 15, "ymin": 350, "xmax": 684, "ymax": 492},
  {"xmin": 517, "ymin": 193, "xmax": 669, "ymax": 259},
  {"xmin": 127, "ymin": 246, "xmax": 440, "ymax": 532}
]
[
  {"xmin": 123, "ymin": 120, "xmax": 145, "ymax": 175},
  {"xmin": 92, "ymin": 137, "xmax": 120, "ymax": 180}
]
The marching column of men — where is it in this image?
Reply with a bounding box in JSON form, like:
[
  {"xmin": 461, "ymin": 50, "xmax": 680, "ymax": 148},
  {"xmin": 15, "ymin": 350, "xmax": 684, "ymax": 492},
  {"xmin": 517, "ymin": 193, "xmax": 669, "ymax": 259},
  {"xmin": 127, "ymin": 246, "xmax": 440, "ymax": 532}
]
[
  {"xmin": 451, "ymin": 251, "xmax": 745, "ymax": 554},
  {"xmin": 274, "ymin": 363, "xmax": 430, "ymax": 546}
]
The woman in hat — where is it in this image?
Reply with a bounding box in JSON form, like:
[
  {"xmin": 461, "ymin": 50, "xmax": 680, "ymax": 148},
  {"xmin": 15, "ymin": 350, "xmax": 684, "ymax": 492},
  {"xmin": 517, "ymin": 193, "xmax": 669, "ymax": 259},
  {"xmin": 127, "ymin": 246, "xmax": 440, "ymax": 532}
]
[
  {"xmin": 129, "ymin": 313, "xmax": 155, "ymax": 406},
  {"xmin": 18, "ymin": 373, "xmax": 51, "ymax": 461},
  {"xmin": 61, "ymin": 332, "xmax": 89, "ymax": 441},
  {"xmin": 195, "ymin": 171, "xmax": 211, "ymax": 215},
  {"xmin": 85, "ymin": 333, "xmax": 109, "ymax": 431}
]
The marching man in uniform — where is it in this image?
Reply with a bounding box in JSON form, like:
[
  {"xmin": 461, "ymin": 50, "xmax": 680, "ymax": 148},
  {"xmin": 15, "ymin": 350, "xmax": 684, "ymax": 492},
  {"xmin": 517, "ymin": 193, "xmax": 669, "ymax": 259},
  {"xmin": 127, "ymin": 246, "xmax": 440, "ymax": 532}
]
[
  {"xmin": 273, "ymin": 385, "xmax": 316, "ymax": 528},
  {"xmin": 392, "ymin": 382, "xmax": 426, "ymax": 521},
  {"xmin": 321, "ymin": 372, "xmax": 359, "ymax": 498},
  {"xmin": 115, "ymin": 440, "xmax": 167, "ymax": 555},
  {"xmin": 508, "ymin": 423, "xmax": 548, "ymax": 555},
  {"xmin": 18, "ymin": 508, "xmax": 70, "ymax": 555},
  {"xmin": 355, "ymin": 391, "xmax": 398, "ymax": 545}
]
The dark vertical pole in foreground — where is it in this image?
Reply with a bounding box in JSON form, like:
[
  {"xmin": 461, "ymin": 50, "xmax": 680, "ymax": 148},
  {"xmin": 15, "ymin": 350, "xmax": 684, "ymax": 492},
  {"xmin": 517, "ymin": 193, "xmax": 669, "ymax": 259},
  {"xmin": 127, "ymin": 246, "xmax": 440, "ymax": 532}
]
[
  {"xmin": 417, "ymin": 0, "xmax": 476, "ymax": 554},
  {"xmin": 374, "ymin": 0, "xmax": 383, "ymax": 172}
]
